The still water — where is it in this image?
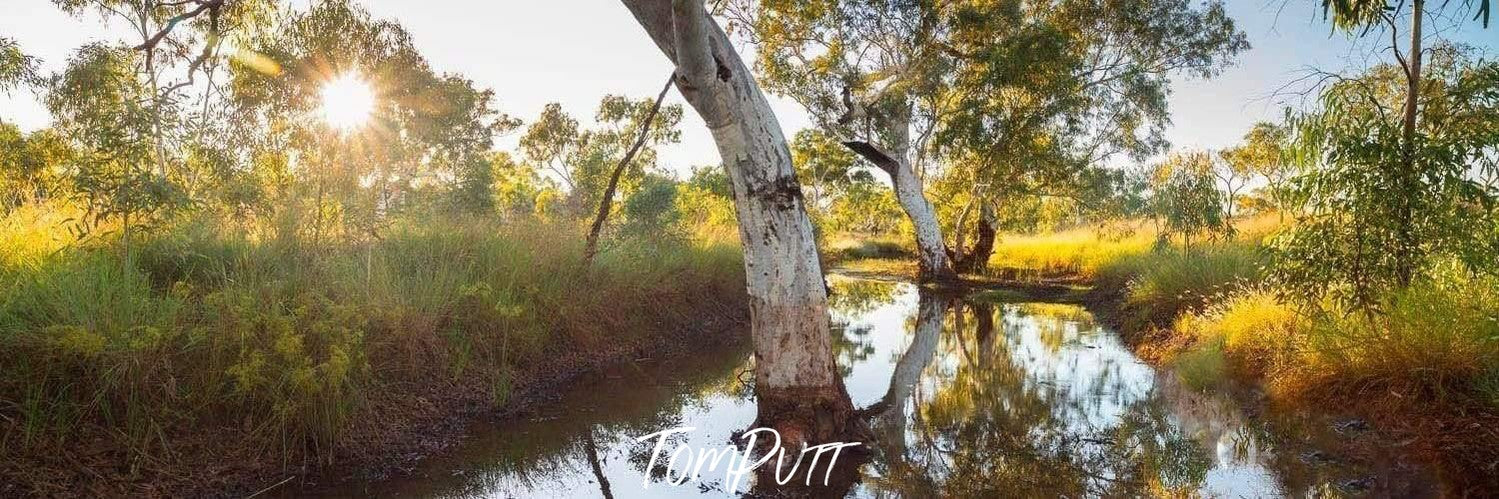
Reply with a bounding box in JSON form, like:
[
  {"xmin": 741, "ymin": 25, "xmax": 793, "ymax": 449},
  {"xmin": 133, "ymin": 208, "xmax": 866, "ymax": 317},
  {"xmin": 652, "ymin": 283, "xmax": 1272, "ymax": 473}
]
[{"xmin": 311, "ymin": 276, "xmax": 1429, "ymax": 498}]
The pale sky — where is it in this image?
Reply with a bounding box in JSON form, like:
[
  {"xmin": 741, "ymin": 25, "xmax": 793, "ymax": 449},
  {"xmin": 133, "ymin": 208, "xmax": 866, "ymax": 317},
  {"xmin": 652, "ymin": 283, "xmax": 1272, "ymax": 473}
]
[{"xmin": 2, "ymin": 1, "xmax": 1495, "ymax": 176}]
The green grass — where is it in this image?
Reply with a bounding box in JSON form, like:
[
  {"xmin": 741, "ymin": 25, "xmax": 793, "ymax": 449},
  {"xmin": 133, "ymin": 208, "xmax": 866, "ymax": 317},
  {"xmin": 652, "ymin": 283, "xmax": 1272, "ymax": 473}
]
[
  {"xmin": 824, "ymin": 236, "xmax": 913, "ymax": 262},
  {"xmin": 1173, "ymin": 338, "xmax": 1228, "ymax": 392},
  {"xmin": 0, "ymin": 210, "xmax": 744, "ymax": 472},
  {"xmin": 1099, "ymin": 243, "xmax": 1264, "ymax": 331}
]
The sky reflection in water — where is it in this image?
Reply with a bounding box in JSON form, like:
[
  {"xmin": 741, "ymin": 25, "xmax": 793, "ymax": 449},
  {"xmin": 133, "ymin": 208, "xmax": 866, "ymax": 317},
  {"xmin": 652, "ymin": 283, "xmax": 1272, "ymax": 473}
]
[{"xmin": 312, "ymin": 277, "xmax": 1339, "ymax": 498}]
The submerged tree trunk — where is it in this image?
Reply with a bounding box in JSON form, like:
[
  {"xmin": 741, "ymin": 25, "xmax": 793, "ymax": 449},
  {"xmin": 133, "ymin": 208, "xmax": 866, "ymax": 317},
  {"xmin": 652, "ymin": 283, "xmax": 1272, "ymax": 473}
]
[
  {"xmin": 620, "ymin": 0, "xmax": 861, "ymax": 446},
  {"xmin": 582, "ymin": 74, "xmax": 675, "ymax": 266}
]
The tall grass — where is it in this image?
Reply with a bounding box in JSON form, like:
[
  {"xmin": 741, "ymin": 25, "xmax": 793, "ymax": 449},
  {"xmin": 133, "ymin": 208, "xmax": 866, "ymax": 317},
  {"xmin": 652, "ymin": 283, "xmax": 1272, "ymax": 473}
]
[
  {"xmin": 1171, "ymin": 277, "xmax": 1499, "ymax": 405},
  {"xmin": 980, "ymin": 214, "xmax": 1499, "ymax": 411},
  {"xmin": 0, "ymin": 208, "xmax": 744, "ymax": 475},
  {"xmin": 984, "ymin": 224, "xmax": 1154, "ymax": 280},
  {"xmin": 1098, "ymin": 243, "xmax": 1264, "ymax": 331}
]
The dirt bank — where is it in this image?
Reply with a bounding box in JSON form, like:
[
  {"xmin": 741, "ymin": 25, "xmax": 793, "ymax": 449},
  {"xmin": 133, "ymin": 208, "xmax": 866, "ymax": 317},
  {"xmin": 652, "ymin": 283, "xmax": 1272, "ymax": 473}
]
[{"xmin": 1, "ymin": 294, "xmax": 749, "ymax": 498}]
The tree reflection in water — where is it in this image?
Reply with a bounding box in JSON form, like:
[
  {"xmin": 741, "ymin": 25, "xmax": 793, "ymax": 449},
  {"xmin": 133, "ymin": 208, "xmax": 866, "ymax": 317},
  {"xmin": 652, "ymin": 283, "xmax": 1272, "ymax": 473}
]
[
  {"xmin": 861, "ymin": 293, "xmax": 1213, "ymax": 497},
  {"xmin": 315, "ymin": 279, "xmax": 1324, "ymax": 498}
]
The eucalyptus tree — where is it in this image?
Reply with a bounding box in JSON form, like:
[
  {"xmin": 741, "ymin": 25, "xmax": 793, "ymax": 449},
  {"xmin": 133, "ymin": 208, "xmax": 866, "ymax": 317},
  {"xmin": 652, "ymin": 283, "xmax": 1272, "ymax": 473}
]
[
  {"xmin": 51, "ymin": 0, "xmax": 275, "ymax": 188},
  {"xmin": 1148, "ymin": 151, "xmax": 1226, "ymax": 247},
  {"xmin": 231, "ymin": 0, "xmax": 512, "ymax": 240},
  {"xmin": 518, "ymin": 94, "xmax": 684, "ymax": 219},
  {"xmin": 1211, "ymin": 148, "xmax": 1253, "ymax": 231},
  {"xmin": 789, "ymin": 129, "xmax": 866, "ymax": 219},
  {"xmin": 729, "ymin": 0, "xmax": 1246, "ymax": 280},
  {"xmin": 0, "ymin": 37, "xmax": 39, "ymax": 93},
  {"xmin": 1274, "ymin": 44, "xmax": 1499, "ymax": 308},
  {"xmin": 935, "ymin": 0, "xmax": 1246, "ymax": 263},
  {"xmin": 1221, "ymin": 122, "xmax": 1290, "ymax": 210},
  {"xmin": 1272, "ymin": 0, "xmax": 1494, "ymax": 302},
  {"xmin": 583, "ymin": 76, "xmax": 677, "ymax": 264},
  {"xmin": 0, "ymin": 123, "xmax": 71, "ymax": 212},
  {"xmin": 727, "ymin": 0, "xmax": 960, "ymax": 281},
  {"xmin": 46, "ymin": 44, "xmax": 181, "ymax": 248},
  {"xmin": 619, "ymin": 0, "xmax": 864, "ymax": 447}
]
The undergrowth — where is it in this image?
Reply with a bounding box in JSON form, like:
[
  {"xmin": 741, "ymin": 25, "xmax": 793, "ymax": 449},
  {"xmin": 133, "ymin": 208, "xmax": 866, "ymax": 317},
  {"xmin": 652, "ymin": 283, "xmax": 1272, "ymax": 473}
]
[{"xmin": 0, "ymin": 209, "xmax": 744, "ymax": 482}]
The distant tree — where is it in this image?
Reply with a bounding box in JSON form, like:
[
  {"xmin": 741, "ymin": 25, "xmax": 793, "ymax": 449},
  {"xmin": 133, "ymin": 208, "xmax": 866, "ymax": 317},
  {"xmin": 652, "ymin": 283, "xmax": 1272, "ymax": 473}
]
[
  {"xmin": 789, "ymin": 129, "xmax": 864, "ymax": 217},
  {"xmin": 1222, "ymin": 122, "xmax": 1290, "ymax": 210},
  {"xmin": 730, "ymin": 0, "xmax": 1247, "ymax": 280},
  {"xmin": 231, "ymin": 0, "xmax": 512, "ymax": 240},
  {"xmin": 519, "ymin": 95, "xmax": 682, "ymax": 218},
  {"xmin": 489, "ymin": 151, "xmax": 551, "ymax": 217},
  {"xmin": 1148, "ymin": 152, "xmax": 1225, "ymax": 248},
  {"xmin": 621, "ymin": 172, "xmax": 682, "ymax": 237},
  {"xmin": 1211, "ymin": 149, "xmax": 1254, "ymax": 233},
  {"xmin": 584, "ymin": 77, "xmax": 678, "ymax": 264},
  {"xmin": 53, "ymin": 0, "xmax": 276, "ymax": 188},
  {"xmin": 0, "ymin": 123, "xmax": 71, "ymax": 211},
  {"xmin": 0, "ymin": 37, "xmax": 39, "ymax": 93}
]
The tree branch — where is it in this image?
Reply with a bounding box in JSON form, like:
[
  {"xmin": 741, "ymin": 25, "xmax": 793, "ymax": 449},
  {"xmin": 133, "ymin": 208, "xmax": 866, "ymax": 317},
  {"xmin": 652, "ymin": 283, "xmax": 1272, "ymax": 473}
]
[
  {"xmin": 841, "ymin": 140, "xmax": 900, "ymax": 175},
  {"xmin": 583, "ymin": 73, "xmax": 677, "ymax": 266}
]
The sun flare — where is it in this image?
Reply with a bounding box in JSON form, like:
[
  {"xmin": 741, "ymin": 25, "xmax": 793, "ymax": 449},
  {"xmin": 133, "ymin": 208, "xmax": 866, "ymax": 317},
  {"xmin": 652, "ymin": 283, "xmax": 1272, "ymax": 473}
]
[{"xmin": 320, "ymin": 73, "xmax": 374, "ymax": 131}]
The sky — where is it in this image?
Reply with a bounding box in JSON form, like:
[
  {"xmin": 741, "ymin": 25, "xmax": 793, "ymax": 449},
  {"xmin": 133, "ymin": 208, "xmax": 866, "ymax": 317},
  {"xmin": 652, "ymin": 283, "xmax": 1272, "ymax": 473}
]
[{"xmin": 2, "ymin": 1, "xmax": 1496, "ymax": 176}]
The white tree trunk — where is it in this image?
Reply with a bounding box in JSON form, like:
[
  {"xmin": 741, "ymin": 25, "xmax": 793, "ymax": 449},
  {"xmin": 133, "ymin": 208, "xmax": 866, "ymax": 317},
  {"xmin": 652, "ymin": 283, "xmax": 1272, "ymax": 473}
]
[
  {"xmin": 868, "ymin": 292, "xmax": 948, "ymax": 461},
  {"xmin": 841, "ymin": 105, "xmax": 957, "ymax": 282},
  {"xmin": 620, "ymin": 0, "xmax": 858, "ymax": 445},
  {"xmin": 893, "ymin": 161, "xmax": 956, "ymax": 280},
  {"xmin": 873, "ymin": 292, "xmax": 947, "ymax": 420}
]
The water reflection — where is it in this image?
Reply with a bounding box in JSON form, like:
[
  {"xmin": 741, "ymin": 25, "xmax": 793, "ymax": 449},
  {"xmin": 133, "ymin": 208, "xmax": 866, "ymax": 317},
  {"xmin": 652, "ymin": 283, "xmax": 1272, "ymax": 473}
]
[
  {"xmin": 856, "ymin": 295, "xmax": 1215, "ymax": 497},
  {"xmin": 304, "ymin": 277, "xmax": 1409, "ymax": 498}
]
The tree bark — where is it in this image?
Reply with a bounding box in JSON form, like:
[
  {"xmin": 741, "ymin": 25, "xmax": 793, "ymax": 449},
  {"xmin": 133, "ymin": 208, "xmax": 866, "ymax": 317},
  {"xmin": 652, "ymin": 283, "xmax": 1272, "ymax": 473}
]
[
  {"xmin": 951, "ymin": 202, "xmax": 996, "ymax": 274},
  {"xmin": 581, "ymin": 73, "xmax": 675, "ymax": 266},
  {"xmin": 620, "ymin": 0, "xmax": 861, "ymax": 446},
  {"xmin": 1395, "ymin": 0, "xmax": 1424, "ymax": 287},
  {"xmin": 842, "ymin": 139, "xmax": 958, "ymax": 283}
]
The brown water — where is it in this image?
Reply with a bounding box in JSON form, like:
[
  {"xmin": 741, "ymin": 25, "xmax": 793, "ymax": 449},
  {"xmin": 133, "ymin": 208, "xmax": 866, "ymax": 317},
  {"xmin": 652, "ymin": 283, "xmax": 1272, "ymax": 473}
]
[{"xmin": 299, "ymin": 276, "xmax": 1435, "ymax": 498}]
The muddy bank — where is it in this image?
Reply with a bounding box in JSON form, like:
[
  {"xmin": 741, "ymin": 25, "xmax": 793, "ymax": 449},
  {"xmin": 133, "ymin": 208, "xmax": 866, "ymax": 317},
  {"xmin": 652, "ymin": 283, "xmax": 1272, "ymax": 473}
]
[{"xmin": 1, "ymin": 293, "xmax": 749, "ymax": 498}]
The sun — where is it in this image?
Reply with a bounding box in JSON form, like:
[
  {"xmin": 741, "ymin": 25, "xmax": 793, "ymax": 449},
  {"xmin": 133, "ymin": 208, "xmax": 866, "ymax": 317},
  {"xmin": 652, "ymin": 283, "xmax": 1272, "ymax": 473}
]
[{"xmin": 320, "ymin": 73, "xmax": 374, "ymax": 131}]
